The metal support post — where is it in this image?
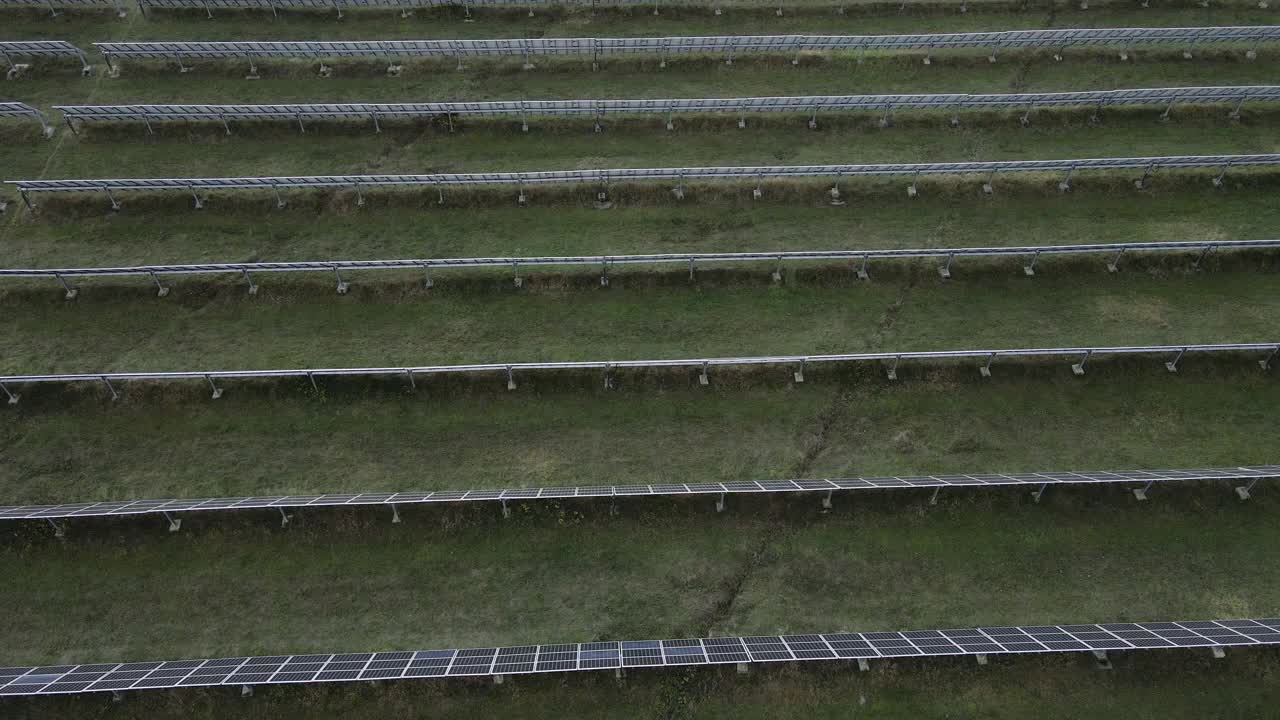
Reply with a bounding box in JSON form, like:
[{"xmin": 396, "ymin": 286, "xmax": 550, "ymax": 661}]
[
  {"xmin": 753, "ymin": 172, "xmax": 763, "ymax": 200},
  {"xmin": 404, "ymin": 369, "xmax": 416, "ymax": 391},
  {"xmin": 738, "ymin": 107, "xmax": 746, "ymax": 129},
  {"xmin": 1211, "ymin": 647, "xmax": 1226, "ymax": 659},
  {"xmin": 501, "ymin": 499, "xmax": 511, "ymax": 518},
  {"xmin": 272, "ymin": 185, "xmax": 286, "ymax": 209},
  {"xmin": 48, "ymin": 518, "xmax": 65, "ymax": 537},
  {"xmin": 699, "ymin": 362, "xmax": 710, "ymax": 386},
  {"xmin": 1260, "ymin": 346, "xmax": 1279, "ymax": 371},
  {"xmin": 975, "ymin": 654, "xmax": 988, "ymax": 666},
  {"xmin": 600, "ymin": 260, "xmax": 610, "ymax": 287},
  {"xmin": 1134, "ymin": 163, "xmax": 1154, "ymax": 190},
  {"xmin": 1023, "ymin": 250, "xmax": 1041, "ymax": 276},
  {"xmin": 242, "ymin": 269, "xmax": 258, "ymax": 295},
  {"xmin": 822, "ymin": 489, "xmax": 833, "ymax": 510},
  {"xmin": 979, "ymin": 352, "xmax": 995, "ymax": 378},
  {"xmin": 512, "ymin": 261, "xmax": 522, "ymax": 288},
  {"xmin": 772, "ymin": 256, "xmax": 784, "ymax": 283},
  {"xmin": 142, "ymin": 113, "xmax": 154, "ymax": 135},
  {"xmin": 907, "ymin": 171, "xmax": 919, "ymax": 198},
  {"xmin": 808, "ymin": 107, "xmax": 817, "ymax": 130},
  {"xmin": 64, "ymin": 115, "xmax": 79, "ymax": 136},
  {"xmin": 1093, "ymin": 650, "xmax": 1113, "ymax": 670},
  {"xmin": 1020, "ymin": 103, "xmax": 1034, "ymax": 127},
  {"xmin": 715, "ymin": 492, "xmax": 726, "ymax": 513},
  {"xmin": 219, "ymin": 113, "xmax": 231, "ymax": 136},
  {"xmin": 1159, "ymin": 101, "xmax": 1174, "ymax": 122},
  {"xmin": 44, "ymin": 0, "xmax": 60, "ymax": 17},
  {"xmin": 355, "ymin": 183, "xmax": 365, "ymax": 208},
  {"xmin": 190, "ymin": 184, "xmax": 205, "ymax": 210},
  {"xmin": 1236, "ymin": 478, "xmax": 1258, "ymax": 501},
  {"xmin": 246, "ymin": 60, "xmax": 260, "ymax": 80},
  {"xmin": 206, "ymin": 375, "xmax": 223, "ymax": 399},
  {"xmin": 520, "ymin": 103, "xmax": 528, "ymax": 132},
  {"xmin": 1, "ymin": 381, "xmax": 18, "ymax": 405},
  {"xmin": 307, "ymin": 372, "xmax": 318, "ymax": 392},
  {"xmin": 1031, "ymin": 483, "xmax": 1048, "ymax": 503},
  {"xmin": 1071, "ymin": 350, "xmax": 1092, "ymax": 376},
  {"xmin": 794, "ymin": 359, "xmax": 805, "ymax": 383},
  {"xmin": 688, "ymin": 258, "xmax": 696, "ymax": 281},
  {"xmin": 506, "ymin": 367, "xmax": 516, "ymax": 391},
  {"xmin": 737, "ymin": 661, "xmax": 750, "ymax": 675},
  {"xmin": 241, "ymin": 685, "xmax": 253, "ymax": 697},
  {"xmin": 929, "ymin": 486, "xmax": 942, "ymax": 506},
  {"xmin": 20, "ymin": 190, "xmax": 34, "ymax": 212},
  {"xmin": 673, "ymin": 171, "xmax": 685, "ymax": 200},
  {"xmin": 879, "ymin": 103, "xmax": 892, "ymax": 129},
  {"xmin": 1165, "ymin": 347, "xmax": 1186, "ymax": 373},
  {"xmin": 982, "ymin": 170, "xmax": 995, "ymax": 195},
  {"xmin": 1229, "ymin": 97, "xmax": 1245, "ymax": 121},
  {"xmin": 1213, "ymin": 163, "xmax": 1230, "ymax": 188},
  {"xmin": 857, "ymin": 255, "xmax": 870, "ymax": 281},
  {"xmin": 666, "ymin": 110, "xmax": 674, "ymax": 131},
  {"xmin": 938, "ymin": 252, "xmax": 955, "ymax": 279},
  {"xmin": 150, "ymin": 271, "xmax": 169, "ymax": 298},
  {"xmin": 163, "ymin": 511, "xmax": 182, "ymax": 532},
  {"xmin": 594, "ymin": 107, "xmax": 603, "ymax": 134},
  {"xmin": 1089, "ymin": 102, "xmax": 1104, "ymax": 125},
  {"xmin": 886, "ymin": 355, "xmax": 900, "ymax": 380},
  {"xmin": 1133, "ymin": 479, "xmax": 1154, "ymax": 501},
  {"xmin": 1107, "ymin": 247, "xmax": 1126, "ymax": 273},
  {"xmin": 55, "ymin": 273, "xmax": 78, "ymax": 300},
  {"xmin": 333, "ymin": 267, "xmax": 348, "ymax": 294},
  {"xmin": 857, "ymin": 659, "xmax": 870, "ymax": 671},
  {"xmin": 423, "ymin": 264, "xmax": 433, "ymax": 289},
  {"xmin": 279, "ymin": 508, "xmax": 291, "ymax": 526},
  {"xmin": 104, "ymin": 187, "xmax": 121, "ymax": 211},
  {"xmin": 370, "ymin": 111, "xmax": 381, "ymax": 134},
  {"xmin": 295, "ymin": 111, "xmax": 305, "ymax": 133},
  {"xmin": 101, "ymin": 376, "xmax": 120, "ymax": 401},
  {"xmin": 390, "ymin": 504, "xmax": 401, "ymax": 523},
  {"xmin": 1057, "ymin": 167, "xmax": 1075, "ymax": 193},
  {"xmin": 603, "ymin": 364, "xmax": 615, "ymax": 390}
]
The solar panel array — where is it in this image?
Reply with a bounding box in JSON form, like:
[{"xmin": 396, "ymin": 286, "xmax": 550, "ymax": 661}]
[
  {"xmin": 92, "ymin": 27, "xmax": 1280, "ymax": 67},
  {"xmin": 8, "ymin": 154, "xmax": 1276, "ymax": 206},
  {"xmin": 4, "ymin": 466, "xmax": 1274, "ymax": 523},
  {"xmin": 4, "ymin": 239, "xmax": 1278, "ymax": 290},
  {"xmin": 50, "ymin": 86, "xmax": 1280, "ymax": 132},
  {"xmin": 0, "ymin": 40, "xmax": 90, "ymax": 70},
  {"xmin": 0, "ymin": 0, "xmax": 126, "ymax": 14},
  {"xmin": 2, "ymin": 343, "xmax": 1276, "ymax": 405},
  {"xmin": 3, "ymin": 618, "xmax": 1277, "ymax": 696}
]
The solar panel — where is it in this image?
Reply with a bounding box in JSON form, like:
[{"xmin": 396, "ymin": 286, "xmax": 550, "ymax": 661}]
[
  {"xmin": 2, "ymin": 618, "xmax": 1272, "ymax": 696},
  {"xmin": 8, "ymin": 154, "xmax": 1277, "ymax": 210},
  {"xmin": 0, "ymin": 41, "xmax": 92, "ymax": 73},
  {"xmin": 1, "ymin": 343, "xmax": 1276, "ymax": 409},
  {"xmin": 50, "ymin": 86, "xmax": 1280, "ymax": 133},
  {"xmin": 92, "ymin": 28, "xmax": 1280, "ymax": 70},
  {"xmin": 0, "ymin": 102, "xmax": 55, "ymax": 138},
  {"xmin": 0, "ymin": 0, "xmax": 127, "ymax": 15},
  {"xmin": 2, "ymin": 239, "xmax": 1276, "ymax": 290}
]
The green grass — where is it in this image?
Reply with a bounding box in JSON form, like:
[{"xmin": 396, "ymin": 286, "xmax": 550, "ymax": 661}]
[
  {"xmin": 3, "ymin": 365, "xmax": 1277, "ymax": 503},
  {"xmin": 1, "ymin": 487, "xmax": 1278, "ymax": 665}
]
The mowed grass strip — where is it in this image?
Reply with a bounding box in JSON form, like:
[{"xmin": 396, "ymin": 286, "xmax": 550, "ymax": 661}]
[
  {"xmin": 4, "ymin": 653, "xmax": 1280, "ymax": 720},
  {"xmin": 3, "ymin": 186, "xmax": 1277, "ymax": 267},
  {"xmin": 2, "ymin": 266, "xmax": 1277, "ymax": 374},
  {"xmin": 2, "ymin": 366, "xmax": 1276, "ymax": 502},
  {"xmin": 1, "ymin": 485, "xmax": 1277, "ymax": 665}
]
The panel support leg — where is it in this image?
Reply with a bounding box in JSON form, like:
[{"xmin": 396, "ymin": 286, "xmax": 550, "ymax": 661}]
[
  {"xmin": 1057, "ymin": 167, "xmax": 1074, "ymax": 193},
  {"xmin": 1107, "ymin": 248, "xmax": 1125, "ymax": 273},
  {"xmin": 190, "ymin": 184, "xmax": 205, "ymax": 209},
  {"xmin": 101, "ymin": 376, "xmax": 120, "ymax": 401},
  {"xmin": 979, "ymin": 352, "xmax": 995, "ymax": 378},
  {"xmin": 1213, "ymin": 163, "xmax": 1230, "ymax": 188},
  {"xmin": 1023, "ymin": 250, "xmax": 1041, "ymax": 276},
  {"xmin": 1165, "ymin": 348, "xmax": 1186, "ymax": 373},
  {"xmin": 272, "ymin": 185, "xmax": 286, "ymax": 209},
  {"xmin": 1031, "ymin": 483, "xmax": 1048, "ymax": 503},
  {"xmin": 370, "ymin": 111, "xmax": 381, "ymax": 134},
  {"xmin": 1133, "ymin": 479, "xmax": 1154, "ymax": 501},
  {"xmin": 506, "ymin": 367, "xmax": 516, "ymax": 391},
  {"xmin": 0, "ymin": 381, "xmax": 17, "ymax": 405},
  {"xmin": 1236, "ymin": 478, "xmax": 1258, "ymax": 501},
  {"xmin": 512, "ymin": 262, "xmax": 522, "ymax": 288},
  {"xmin": 163, "ymin": 511, "xmax": 182, "ymax": 532},
  {"xmin": 206, "ymin": 375, "xmax": 223, "ymax": 399},
  {"xmin": 48, "ymin": 518, "xmax": 65, "ymax": 537},
  {"xmin": 857, "ymin": 658, "xmax": 870, "ymax": 671},
  {"xmin": 929, "ymin": 486, "xmax": 941, "ymax": 506},
  {"xmin": 1211, "ymin": 647, "xmax": 1226, "ymax": 659},
  {"xmin": 20, "ymin": 190, "xmax": 34, "ymax": 212},
  {"xmin": 1071, "ymin": 350, "xmax": 1092, "ymax": 376},
  {"xmin": 793, "ymin": 359, "xmax": 805, "ymax": 383},
  {"xmin": 241, "ymin": 269, "xmax": 258, "ymax": 295},
  {"xmin": 56, "ymin": 273, "xmax": 78, "ymax": 300},
  {"xmin": 938, "ymin": 252, "xmax": 955, "ymax": 279},
  {"xmin": 1229, "ymin": 98, "xmax": 1245, "ymax": 121},
  {"xmin": 1260, "ymin": 346, "xmax": 1279, "ymax": 371},
  {"xmin": 279, "ymin": 508, "xmax": 292, "ymax": 526},
  {"xmin": 715, "ymin": 493, "xmax": 726, "ymax": 513},
  {"xmin": 390, "ymin": 504, "xmax": 401, "ymax": 524},
  {"xmin": 886, "ymin": 355, "xmax": 900, "ymax": 380},
  {"xmin": 220, "ymin": 113, "xmax": 231, "ymax": 136},
  {"xmin": 149, "ymin": 271, "xmax": 169, "ymax": 298},
  {"xmin": 975, "ymin": 654, "xmax": 988, "ymax": 666},
  {"xmin": 142, "ymin": 114, "xmax": 154, "ymax": 135},
  {"xmin": 856, "ymin": 254, "xmax": 870, "ymax": 281},
  {"xmin": 698, "ymin": 361, "xmax": 710, "ymax": 386},
  {"xmin": 104, "ymin": 187, "xmax": 121, "ymax": 211},
  {"xmin": 821, "ymin": 489, "xmax": 833, "ymax": 510},
  {"xmin": 1191, "ymin": 244, "xmax": 1214, "ymax": 270},
  {"xmin": 1093, "ymin": 651, "xmax": 1113, "ymax": 670},
  {"xmin": 241, "ymin": 685, "xmax": 253, "ymax": 697},
  {"xmin": 501, "ymin": 499, "xmax": 511, "ymax": 519}
]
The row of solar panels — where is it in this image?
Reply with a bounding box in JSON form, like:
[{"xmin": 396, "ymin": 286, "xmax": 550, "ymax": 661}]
[
  {"xmin": 2, "ymin": 343, "xmax": 1276, "ymax": 406},
  {"xmin": 40, "ymin": 85, "xmax": 1280, "ymax": 131},
  {"xmin": 3, "ymin": 618, "xmax": 1277, "ymax": 696},
  {"xmin": 4, "ymin": 466, "xmax": 1274, "ymax": 523},
  {"xmin": 2, "ymin": 27, "xmax": 1276, "ymax": 73},
  {"xmin": 4, "ymin": 240, "xmax": 1277, "ymax": 296},
  {"xmin": 8, "ymin": 154, "xmax": 1276, "ymax": 196}
]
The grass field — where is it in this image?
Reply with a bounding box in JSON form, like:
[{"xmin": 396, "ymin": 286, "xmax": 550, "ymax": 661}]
[{"xmin": 2, "ymin": 2, "xmax": 1279, "ymax": 718}]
